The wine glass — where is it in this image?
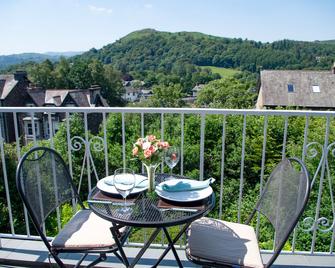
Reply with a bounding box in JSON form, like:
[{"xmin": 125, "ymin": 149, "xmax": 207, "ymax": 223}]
[
  {"xmin": 113, "ymin": 168, "xmax": 136, "ymax": 214},
  {"xmin": 164, "ymin": 146, "xmax": 180, "ymax": 180}
]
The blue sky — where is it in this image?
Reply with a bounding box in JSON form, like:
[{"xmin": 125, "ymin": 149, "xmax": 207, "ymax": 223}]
[{"xmin": 0, "ymin": 0, "xmax": 334, "ymax": 55}]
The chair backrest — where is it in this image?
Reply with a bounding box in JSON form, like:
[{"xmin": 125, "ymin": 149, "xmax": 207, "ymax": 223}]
[
  {"xmin": 16, "ymin": 147, "xmax": 83, "ymax": 242},
  {"xmin": 247, "ymin": 157, "xmax": 310, "ymax": 267}
]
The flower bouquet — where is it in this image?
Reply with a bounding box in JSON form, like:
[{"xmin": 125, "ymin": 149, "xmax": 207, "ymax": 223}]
[{"xmin": 132, "ymin": 135, "xmax": 170, "ymax": 192}]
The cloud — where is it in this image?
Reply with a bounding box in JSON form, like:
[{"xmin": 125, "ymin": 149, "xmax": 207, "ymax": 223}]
[
  {"xmin": 144, "ymin": 3, "xmax": 153, "ymax": 9},
  {"xmin": 88, "ymin": 5, "xmax": 112, "ymax": 14}
]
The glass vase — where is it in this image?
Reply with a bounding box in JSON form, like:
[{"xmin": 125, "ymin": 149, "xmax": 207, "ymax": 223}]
[{"xmin": 143, "ymin": 163, "xmax": 159, "ymax": 192}]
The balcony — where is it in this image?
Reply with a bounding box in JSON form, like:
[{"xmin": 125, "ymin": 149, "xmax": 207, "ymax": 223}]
[{"xmin": 0, "ymin": 107, "xmax": 335, "ymax": 267}]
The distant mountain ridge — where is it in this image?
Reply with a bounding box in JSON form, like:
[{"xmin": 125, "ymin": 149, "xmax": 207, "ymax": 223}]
[
  {"xmin": 2, "ymin": 29, "xmax": 335, "ymax": 73},
  {"xmin": 0, "ymin": 51, "xmax": 83, "ymax": 69},
  {"xmin": 77, "ymin": 29, "xmax": 335, "ymax": 73}
]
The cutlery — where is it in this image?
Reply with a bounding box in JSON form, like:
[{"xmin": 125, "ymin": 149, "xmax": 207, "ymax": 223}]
[
  {"xmin": 151, "ymin": 204, "xmax": 198, "ymax": 213},
  {"xmin": 88, "ymin": 199, "xmax": 135, "ymax": 206},
  {"xmin": 104, "ymin": 178, "xmax": 148, "ymax": 188},
  {"xmin": 135, "ymin": 178, "xmax": 148, "ymax": 188}
]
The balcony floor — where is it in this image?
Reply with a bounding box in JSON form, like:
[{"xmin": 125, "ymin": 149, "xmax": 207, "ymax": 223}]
[{"xmin": 0, "ymin": 238, "xmax": 335, "ymax": 267}]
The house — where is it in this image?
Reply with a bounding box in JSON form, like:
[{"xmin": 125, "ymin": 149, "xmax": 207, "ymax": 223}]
[
  {"xmin": 24, "ymin": 84, "xmax": 108, "ymax": 142},
  {"xmin": 122, "ymin": 87, "xmax": 141, "ymax": 102},
  {"xmin": 121, "ymin": 80, "xmax": 147, "ymax": 102},
  {"xmin": 0, "ymin": 71, "xmax": 31, "ymax": 142},
  {"xmin": 140, "ymin": 89, "xmax": 153, "ymax": 100},
  {"xmin": 192, "ymin": 84, "xmax": 205, "ymax": 97},
  {"xmin": 256, "ymin": 64, "xmax": 335, "ymax": 109},
  {"xmin": 0, "ymin": 71, "xmax": 108, "ymax": 143}
]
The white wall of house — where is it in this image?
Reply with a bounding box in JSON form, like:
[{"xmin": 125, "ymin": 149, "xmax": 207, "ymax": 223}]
[{"xmin": 122, "ymin": 91, "xmax": 140, "ymax": 102}]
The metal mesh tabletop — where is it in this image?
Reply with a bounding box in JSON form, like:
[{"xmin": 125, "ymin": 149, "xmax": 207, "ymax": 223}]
[{"xmin": 88, "ymin": 174, "xmax": 215, "ymax": 228}]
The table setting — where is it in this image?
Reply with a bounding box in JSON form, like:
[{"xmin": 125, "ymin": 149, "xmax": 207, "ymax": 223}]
[{"xmin": 87, "ymin": 135, "xmax": 216, "ymax": 268}]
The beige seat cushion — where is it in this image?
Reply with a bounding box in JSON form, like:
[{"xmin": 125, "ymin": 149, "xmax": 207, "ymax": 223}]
[
  {"xmin": 187, "ymin": 217, "xmax": 264, "ymax": 268},
  {"xmin": 52, "ymin": 209, "xmax": 124, "ymax": 250}
]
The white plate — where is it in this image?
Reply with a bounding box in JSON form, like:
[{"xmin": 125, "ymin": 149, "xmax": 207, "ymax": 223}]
[
  {"xmin": 155, "ymin": 179, "xmax": 213, "ymax": 202},
  {"xmin": 97, "ymin": 174, "xmax": 148, "ymax": 195}
]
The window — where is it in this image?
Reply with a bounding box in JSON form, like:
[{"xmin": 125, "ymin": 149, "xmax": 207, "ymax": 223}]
[
  {"xmin": 44, "ymin": 120, "xmax": 59, "ymax": 138},
  {"xmin": 312, "ymin": 85, "xmax": 320, "ymax": 93},
  {"xmin": 24, "ymin": 122, "xmax": 40, "ymax": 137},
  {"xmin": 287, "ymin": 84, "xmax": 294, "ymax": 93}
]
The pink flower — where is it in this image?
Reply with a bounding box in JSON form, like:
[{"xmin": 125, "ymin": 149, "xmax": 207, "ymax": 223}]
[
  {"xmin": 171, "ymin": 153, "xmax": 177, "ymax": 161},
  {"xmin": 158, "ymin": 141, "xmax": 169, "ymax": 149},
  {"xmin": 144, "ymin": 149, "xmax": 152, "ymax": 158},
  {"xmin": 148, "ymin": 145, "xmax": 157, "ymax": 153},
  {"xmin": 148, "ymin": 135, "xmax": 156, "ymax": 142},
  {"xmin": 142, "ymin": 141, "xmax": 151, "ymax": 150},
  {"xmin": 133, "ymin": 135, "xmax": 170, "ymax": 163},
  {"xmin": 132, "ymin": 146, "xmax": 139, "ymax": 156},
  {"xmin": 135, "ymin": 138, "xmax": 143, "ymax": 147}
]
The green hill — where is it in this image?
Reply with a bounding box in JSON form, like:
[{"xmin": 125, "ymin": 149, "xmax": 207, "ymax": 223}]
[
  {"xmin": 77, "ymin": 29, "xmax": 335, "ymax": 74},
  {"xmin": 0, "ymin": 52, "xmax": 83, "ymax": 70},
  {"xmin": 200, "ymin": 66, "xmax": 240, "ymax": 78}
]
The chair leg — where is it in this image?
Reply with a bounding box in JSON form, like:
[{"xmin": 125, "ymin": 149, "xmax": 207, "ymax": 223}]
[
  {"xmin": 86, "ymin": 253, "xmax": 107, "ymax": 267},
  {"xmin": 114, "ymin": 251, "xmax": 126, "ymax": 264},
  {"xmin": 74, "ymin": 253, "xmax": 88, "ymax": 268},
  {"xmin": 49, "ymin": 252, "xmax": 66, "ymax": 268}
]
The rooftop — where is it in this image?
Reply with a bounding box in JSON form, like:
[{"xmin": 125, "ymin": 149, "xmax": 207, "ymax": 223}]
[{"xmin": 258, "ymin": 69, "xmax": 335, "ymax": 108}]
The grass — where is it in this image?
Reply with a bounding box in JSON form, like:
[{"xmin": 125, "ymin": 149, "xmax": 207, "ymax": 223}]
[{"xmin": 200, "ymin": 66, "xmax": 241, "ymax": 78}]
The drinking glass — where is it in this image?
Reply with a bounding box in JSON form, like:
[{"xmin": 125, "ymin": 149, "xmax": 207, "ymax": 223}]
[
  {"xmin": 164, "ymin": 146, "xmax": 180, "ymax": 180},
  {"xmin": 113, "ymin": 168, "xmax": 135, "ymax": 214}
]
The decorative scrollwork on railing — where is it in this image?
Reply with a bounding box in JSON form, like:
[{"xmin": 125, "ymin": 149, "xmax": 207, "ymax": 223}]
[
  {"xmin": 300, "ymin": 217, "xmax": 315, "ymax": 232},
  {"xmin": 70, "ymin": 136, "xmax": 85, "ymax": 151},
  {"xmin": 69, "ymin": 135, "xmax": 106, "ymax": 193},
  {"xmin": 305, "ymin": 142, "xmax": 324, "ymax": 160},
  {"xmin": 89, "ymin": 136, "xmax": 104, "ymax": 152},
  {"xmin": 316, "ymin": 217, "xmax": 334, "ymax": 233},
  {"xmin": 329, "ymin": 142, "xmax": 335, "ymax": 158},
  {"xmin": 70, "ymin": 136, "xmax": 104, "ymax": 153},
  {"xmin": 300, "ymin": 141, "xmax": 335, "ymax": 234}
]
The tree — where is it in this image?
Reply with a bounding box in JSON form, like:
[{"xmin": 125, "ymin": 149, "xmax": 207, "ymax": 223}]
[
  {"xmin": 149, "ymin": 83, "xmax": 185, "ymax": 107},
  {"xmin": 29, "ymin": 59, "xmax": 55, "ymax": 88},
  {"xmin": 88, "ymin": 59, "xmax": 105, "ymax": 85},
  {"xmin": 54, "ymin": 57, "xmax": 73, "ymax": 88},
  {"xmin": 196, "ymin": 77, "xmax": 256, "ymax": 108},
  {"xmin": 68, "ymin": 59, "xmax": 93, "ymax": 89},
  {"xmin": 102, "ymin": 64, "xmax": 124, "ymax": 106}
]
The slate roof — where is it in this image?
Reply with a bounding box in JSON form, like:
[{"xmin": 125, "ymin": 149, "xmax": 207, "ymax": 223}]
[
  {"xmin": 69, "ymin": 91, "xmax": 90, "ymax": 107},
  {"xmin": 27, "ymin": 88, "xmax": 46, "ymax": 106},
  {"xmin": 0, "ymin": 75, "xmax": 18, "ymax": 100},
  {"xmin": 258, "ymin": 70, "xmax": 335, "ymax": 108},
  {"xmin": 27, "ymin": 88, "xmax": 108, "ymax": 107}
]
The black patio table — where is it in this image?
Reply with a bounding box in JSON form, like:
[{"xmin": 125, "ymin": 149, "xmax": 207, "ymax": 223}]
[{"xmin": 88, "ymin": 173, "xmax": 215, "ymax": 268}]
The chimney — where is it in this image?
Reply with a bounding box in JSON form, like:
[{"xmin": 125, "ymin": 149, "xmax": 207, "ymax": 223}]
[
  {"xmin": 14, "ymin": 70, "xmax": 27, "ymax": 81},
  {"xmin": 89, "ymin": 84, "xmax": 101, "ymax": 104}
]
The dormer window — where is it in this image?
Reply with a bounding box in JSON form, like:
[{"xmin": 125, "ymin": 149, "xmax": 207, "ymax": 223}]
[
  {"xmin": 287, "ymin": 84, "xmax": 294, "ymax": 93},
  {"xmin": 312, "ymin": 85, "xmax": 320, "ymax": 93}
]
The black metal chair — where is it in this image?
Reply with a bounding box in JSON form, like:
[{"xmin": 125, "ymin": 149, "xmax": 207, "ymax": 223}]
[
  {"xmin": 16, "ymin": 146, "xmax": 129, "ymax": 268},
  {"xmin": 186, "ymin": 157, "xmax": 311, "ymax": 268}
]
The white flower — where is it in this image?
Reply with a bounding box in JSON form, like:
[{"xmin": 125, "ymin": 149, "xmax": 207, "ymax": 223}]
[{"xmin": 142, "ymin": 141, "xmax": 151, "ymax": 150}]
